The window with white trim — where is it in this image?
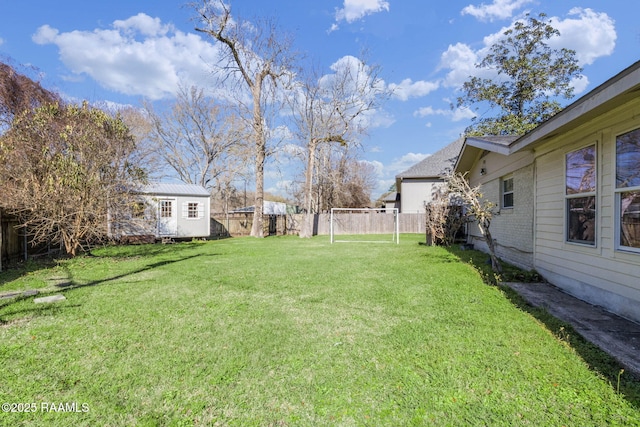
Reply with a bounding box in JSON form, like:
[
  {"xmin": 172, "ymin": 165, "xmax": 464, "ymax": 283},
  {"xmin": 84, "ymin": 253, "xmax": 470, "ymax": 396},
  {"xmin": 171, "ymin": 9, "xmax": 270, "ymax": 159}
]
[
  {"xmin": 501, "ymin": 176, "xmax": 514, "ymax": 208},
  {"xmin": 615, "ymin": 128, "xmax": 640, "ymax": 251},
  {"xmin": 160, "ymin": 200, "xmax": 173, "ymax": 218},
  {"xmin": 565, "ymin": 144, "xmax": 596, "ymax": 245},
  {"xmin": 182, "ymin": 201, "xmax": 204, "ymax": 219}
]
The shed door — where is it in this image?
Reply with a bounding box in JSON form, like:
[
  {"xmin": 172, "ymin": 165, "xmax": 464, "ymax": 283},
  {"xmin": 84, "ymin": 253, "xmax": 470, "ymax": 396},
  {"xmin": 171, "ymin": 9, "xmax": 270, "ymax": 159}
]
[{"xmin": 157, "ymin": 198, "xmax": 177, "ymax": 236}]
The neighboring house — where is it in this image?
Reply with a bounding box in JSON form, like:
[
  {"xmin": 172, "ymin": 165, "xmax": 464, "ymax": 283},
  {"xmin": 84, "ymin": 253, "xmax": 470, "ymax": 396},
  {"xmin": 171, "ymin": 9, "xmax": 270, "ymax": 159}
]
[
  {"xmin": 110, "ymin": 183, "xmax": 211, "ymax": 241},
  {"xmin": 381, "ymin": 192, "xmax": 400, "ymax": 211},
  {"xmin": 230, "ymin": 201, "xmax": 300, "ymax": 215},
  {"xmin": 455, "ymin": 60, "xmax": 640, "ymax": 324},
  {"xmin": 395, "ymin": 138, "xmax": 464, "ymax": 213}
]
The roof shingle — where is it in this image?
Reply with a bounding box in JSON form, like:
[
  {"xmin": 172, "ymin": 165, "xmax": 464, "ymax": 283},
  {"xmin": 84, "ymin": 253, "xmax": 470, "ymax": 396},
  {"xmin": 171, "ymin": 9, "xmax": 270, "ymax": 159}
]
[{"xmin": 396, "ymin": 138, "xmax": 464, "ymax": 179}]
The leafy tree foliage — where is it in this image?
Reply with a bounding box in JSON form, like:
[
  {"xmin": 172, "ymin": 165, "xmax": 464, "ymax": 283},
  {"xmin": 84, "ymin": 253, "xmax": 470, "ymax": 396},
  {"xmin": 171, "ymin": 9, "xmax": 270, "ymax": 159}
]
[
  {"xmin": 457, "ymin": 13, "xmax": 582, "ymax": 136},
  {"xmin": 1, "ymin": 100, "xmax": 146, "ymax": 256}
]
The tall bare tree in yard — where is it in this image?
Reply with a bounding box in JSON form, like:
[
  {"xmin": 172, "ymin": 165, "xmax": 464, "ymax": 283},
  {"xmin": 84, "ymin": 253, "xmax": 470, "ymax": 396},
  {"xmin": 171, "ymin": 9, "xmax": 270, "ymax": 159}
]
[
  {"xmin": 193, "ymin": 0, "xmax": 297, "ymax": 237},
  {"xmin": 144, "ymin": 85, "xmax": 250, "ymax": 199},
  {"xmin": 1, "ymin": 101, "xmax": 146, "ymax": 256},
  {"xmin": 456, "ymin": 13, "xmax": 582, "ymax": 136},
  {"xmin": 288, "ymin": 56, "xmax": 388, "ymax": 237}
]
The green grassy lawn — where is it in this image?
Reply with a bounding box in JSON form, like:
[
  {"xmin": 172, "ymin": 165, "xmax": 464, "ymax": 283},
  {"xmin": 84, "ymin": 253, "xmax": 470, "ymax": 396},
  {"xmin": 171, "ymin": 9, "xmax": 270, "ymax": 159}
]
[{"xmin": 1, "ymin": 235, "xmax": 638, "ymax": 426}]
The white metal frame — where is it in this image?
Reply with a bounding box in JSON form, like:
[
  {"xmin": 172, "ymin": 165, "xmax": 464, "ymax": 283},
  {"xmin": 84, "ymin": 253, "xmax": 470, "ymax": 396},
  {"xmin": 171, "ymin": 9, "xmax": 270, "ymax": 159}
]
[{"xmin": 330, "ymin": 208, "xmax": 399, "ymax": 244}]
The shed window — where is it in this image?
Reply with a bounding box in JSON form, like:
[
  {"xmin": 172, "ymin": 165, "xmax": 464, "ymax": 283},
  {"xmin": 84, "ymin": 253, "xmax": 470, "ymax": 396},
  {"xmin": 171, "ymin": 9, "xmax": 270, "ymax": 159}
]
[
  {"xmin": 188, "ymin": 203, "xmax": 199, "ymax": 218},
  {"xmin": 565, "ymin": 145, "xmax": 596, "ymax": 245},
  {"xmin": 131, "ymin": 202, "xmax": 146, "ymax": 219},
  {"xmin": 501, "ymin": 176, "xmax": 514, "ymax": 208},
  {"xmin": 616, "ymin": 128, "xmax": 640, "ymax": 251},
  {"xmin": 182, "ymin": 202, "xmax": 204, "ymax": 219},
  {"xmin": 160, "ymin": 200, "xmax": 173, "ymax": 218}
]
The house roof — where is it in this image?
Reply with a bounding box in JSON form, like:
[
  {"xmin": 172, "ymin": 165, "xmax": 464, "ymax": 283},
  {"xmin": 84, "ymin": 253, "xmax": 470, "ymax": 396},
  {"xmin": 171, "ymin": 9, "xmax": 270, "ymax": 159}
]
[
  {"xmin": 139, "ymin": 182, "xmax": 210, "ymax": 197},
  {"xmin": 454, "ymin": 135, "xmax": 520, "ymax": 173},
  {"xmin": 382, "ymin": 192, "xmax": 399, "ymax": 202},
  {"xmin": 396, "ymin": 138, "xmax": 464, "ymax": 179}
]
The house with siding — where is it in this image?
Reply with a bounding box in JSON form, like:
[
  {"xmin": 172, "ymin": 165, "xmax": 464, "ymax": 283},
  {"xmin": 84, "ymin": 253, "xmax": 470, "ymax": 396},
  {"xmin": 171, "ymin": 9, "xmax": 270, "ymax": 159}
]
[
  {"xmin": 455, "ymin": 60, "xmax": 640, "ymax": 324},
  {"xmin": 395, "ymin": 138, "xmax": 464, "ymax": 213}
]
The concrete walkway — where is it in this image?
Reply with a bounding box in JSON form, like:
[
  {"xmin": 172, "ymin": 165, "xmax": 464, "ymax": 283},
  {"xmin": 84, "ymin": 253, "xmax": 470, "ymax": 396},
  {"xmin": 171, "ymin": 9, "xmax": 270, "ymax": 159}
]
[{"xmin": 504, "ymin": 281, "xmax": 640, "ymax": 377}]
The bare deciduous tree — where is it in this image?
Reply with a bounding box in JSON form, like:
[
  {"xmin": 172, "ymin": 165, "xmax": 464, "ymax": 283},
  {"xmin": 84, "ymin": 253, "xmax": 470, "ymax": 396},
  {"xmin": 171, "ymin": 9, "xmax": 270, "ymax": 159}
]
[
  {"xmin": 446, "ymin": 172, "xmax": 502, "ymax": 273},
  {"xmin": 0, "ymin": 60, "xmax": 59, "ymax": 132},
  {"xmin": 144, "ymin": 85, "xmax": 250, "ymax": 197},
  {"xmin": 288, "ymin": 56, "xmax": 388, "ymax": 237},
  {"xmin": 424, "ymin": 185, "xmax": 465, "ymax": 246},
  {"xmin": 193, "ymin": 0, "xmax": 297, "ymax": 237}
]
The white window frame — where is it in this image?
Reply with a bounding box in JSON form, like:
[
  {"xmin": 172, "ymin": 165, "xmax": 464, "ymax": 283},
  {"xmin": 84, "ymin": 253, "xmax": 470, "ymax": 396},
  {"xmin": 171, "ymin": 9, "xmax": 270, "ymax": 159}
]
[
  {"xmin": 160, "ymin": 200, "xmax": 173, "ymax": 218},
  {"xmin": 501, "ymin": 175, "xmax": 514, "ymax": 209},
  {"xmin": 182, "ymin": 201, "xmax": 204, "ymax": 220},
  {"xmin": 614, "ymin": 127, "xmax": 640, "ymax": 254},
  {"xmin": 565, "ymin": 144, "xmax": 597, "ymax": 246}
]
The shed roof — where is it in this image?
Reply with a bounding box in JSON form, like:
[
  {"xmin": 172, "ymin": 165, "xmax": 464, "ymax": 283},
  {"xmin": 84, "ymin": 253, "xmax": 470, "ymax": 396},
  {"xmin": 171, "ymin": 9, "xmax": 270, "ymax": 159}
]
[
  {"xmin": 139, "ymin": 182, "xmax": 210, "ymax": 197},
  {"xmin": 396, "ymin": 138, "xmax": 464, "ymax": 179}
]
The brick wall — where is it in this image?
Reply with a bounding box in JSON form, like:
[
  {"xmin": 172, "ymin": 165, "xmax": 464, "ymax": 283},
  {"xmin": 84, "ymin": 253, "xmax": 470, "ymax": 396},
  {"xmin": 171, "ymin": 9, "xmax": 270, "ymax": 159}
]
[{"xmin": 468, "ymin": 163, "xmax": 535, "ymax": 270}]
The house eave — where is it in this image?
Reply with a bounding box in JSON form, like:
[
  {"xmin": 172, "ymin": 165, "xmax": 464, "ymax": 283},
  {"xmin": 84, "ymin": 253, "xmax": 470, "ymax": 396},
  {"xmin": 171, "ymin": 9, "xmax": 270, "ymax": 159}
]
[{"xmin": 465, "ymin": 137, "xmax": 511, "ymax": 156}]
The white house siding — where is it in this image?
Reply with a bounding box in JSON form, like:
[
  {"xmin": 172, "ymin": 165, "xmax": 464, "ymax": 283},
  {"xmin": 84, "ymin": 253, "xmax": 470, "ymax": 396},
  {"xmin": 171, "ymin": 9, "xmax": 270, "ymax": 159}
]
[
  {"xmin": 111, "ymin": 183, "xmax": 211, "ymax": 240},
  {"xmin": 533, "ymin": 97, "xmax": 640, "ymax": 323},
  {"xmin": 466, "ymin": 151, "xmax": 535, "ymax": 270},
  {"xmin": 400, "ymin": 179, "xmax": 444, "ymax": 213}
]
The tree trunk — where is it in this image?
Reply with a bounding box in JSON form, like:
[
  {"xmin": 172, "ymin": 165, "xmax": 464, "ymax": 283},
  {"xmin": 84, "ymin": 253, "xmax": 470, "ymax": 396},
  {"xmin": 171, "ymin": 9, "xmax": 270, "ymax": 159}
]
[
  {"xmin": 250, "ymin": 78, "xmax": 266, "ymax": 238},
  {"xmin": 300, "ymin": 139, "xmax": 318, "ymax": 238},
  {"xmin": 250, "ymin": 145, "xmax": 265, "ymax": 238},
  {"xmin": 480, "ymin": 220, "xmax": 502, "ymax": 273}
]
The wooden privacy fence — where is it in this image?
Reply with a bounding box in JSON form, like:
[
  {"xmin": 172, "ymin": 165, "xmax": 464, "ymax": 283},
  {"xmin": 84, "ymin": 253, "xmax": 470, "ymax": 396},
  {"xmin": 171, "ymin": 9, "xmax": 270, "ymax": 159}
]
[
  {"xmin": 211, "ymin": 213, "xmax": 425, "ymax": 237},
  {"xmin": 0, "ymin": 209, "xmax": 25, "ymax": 271}
]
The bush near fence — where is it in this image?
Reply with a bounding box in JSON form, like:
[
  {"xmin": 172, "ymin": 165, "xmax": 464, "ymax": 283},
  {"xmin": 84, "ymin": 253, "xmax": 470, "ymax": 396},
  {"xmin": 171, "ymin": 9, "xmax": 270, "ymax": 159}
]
[{"xmin": 210, "ymin": 213, "xmax": 425, "ymax": 238}]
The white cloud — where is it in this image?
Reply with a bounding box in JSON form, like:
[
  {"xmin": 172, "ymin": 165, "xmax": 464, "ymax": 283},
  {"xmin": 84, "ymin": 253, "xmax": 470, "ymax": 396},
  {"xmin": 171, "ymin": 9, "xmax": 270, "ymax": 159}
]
[
  {"xmin": 451, "ymin": 106, "xmax": 476, "ymax": 121},
  {"xmin": 414, "ymin": 105, "xmax": 475, "ymax": 122},
  {"xmin": 549, "ymin": 8, "xmax": 616, "ymax": 66},
  {"xmin": 389, "ymin": 78, "xmax": 440, "ymax": 101},
  {"xmin": 32, "ymin": 14, "xmax": 222, "ymax": 100},
  {"xmin": 438, "ymin": 42, "xmax": 481, "ymax": 88},
  {"xmin": 331, "ymin": 0, "xmax": 390, "ymax": 31},
  {"xmin": 113, "ymin": 13, "xmax": 171, "ymax": 37},
  {"xmin": 438, "ymin": 9, "xmax": 617, "ymax": 95},
  {"xmin": 362, "ymin": 159, "xmax": 385, "ymax": 176},
  {"xmin": 461, "ymin": 0, "xmax": 534, "ymax": 22},
  {"xmin": 387, "ymin": 152, "xmax": 430, "ymax": 175}
]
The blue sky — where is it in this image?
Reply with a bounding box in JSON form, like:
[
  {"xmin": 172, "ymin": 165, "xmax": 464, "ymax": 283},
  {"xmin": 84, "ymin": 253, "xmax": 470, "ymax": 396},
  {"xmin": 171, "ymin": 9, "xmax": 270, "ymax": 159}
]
[{"xmin": 0, "ymin": 0, "xmax": 638, "ymax": 199}]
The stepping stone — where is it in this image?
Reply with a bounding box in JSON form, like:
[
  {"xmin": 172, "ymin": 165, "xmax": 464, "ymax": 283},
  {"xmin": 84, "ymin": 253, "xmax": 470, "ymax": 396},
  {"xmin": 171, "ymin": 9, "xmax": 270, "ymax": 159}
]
[
  {"xmin": 0, "ymin": 292, "xmax": 21, "ymax": 299},
  {"xmin": 34, "ymin": 295, "xmax": 66, "ymax": 304},
  {"xmin": 22, "ymin": 290, "xmax": 39, "ymax": 297}
]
